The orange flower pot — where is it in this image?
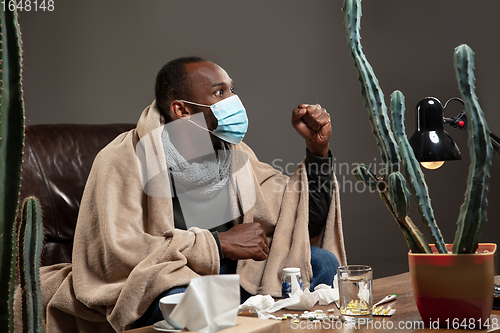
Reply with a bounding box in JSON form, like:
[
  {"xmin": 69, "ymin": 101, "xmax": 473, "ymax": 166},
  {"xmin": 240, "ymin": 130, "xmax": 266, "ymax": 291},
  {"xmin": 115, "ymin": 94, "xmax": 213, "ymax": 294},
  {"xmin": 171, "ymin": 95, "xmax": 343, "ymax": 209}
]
[{"xmin": 408, "ymin": 243, "xmax": 496, "ymax": 327}]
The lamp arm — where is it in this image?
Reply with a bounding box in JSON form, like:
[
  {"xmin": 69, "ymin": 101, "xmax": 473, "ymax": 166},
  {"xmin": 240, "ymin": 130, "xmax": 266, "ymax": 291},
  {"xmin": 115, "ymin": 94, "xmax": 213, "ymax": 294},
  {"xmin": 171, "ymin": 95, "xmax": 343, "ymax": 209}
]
[
  {"xmin": 442, "ymin": 97, "xmax": 499, "ymax": 156},
  {"xmin": 491, "ymin": 132, "xmax": 500, "ymax": 156},
  {"xmin": 444, "ymin": 119, "xmax": 500, "ymax": 156}
]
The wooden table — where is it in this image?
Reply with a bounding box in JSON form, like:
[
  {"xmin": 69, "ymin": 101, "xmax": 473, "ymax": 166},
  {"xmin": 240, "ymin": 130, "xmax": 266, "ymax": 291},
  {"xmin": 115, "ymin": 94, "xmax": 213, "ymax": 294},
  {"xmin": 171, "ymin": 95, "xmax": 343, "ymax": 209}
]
[{"xmin": 127, "ymin": 272, "xmax": 500, "ymax": 332}]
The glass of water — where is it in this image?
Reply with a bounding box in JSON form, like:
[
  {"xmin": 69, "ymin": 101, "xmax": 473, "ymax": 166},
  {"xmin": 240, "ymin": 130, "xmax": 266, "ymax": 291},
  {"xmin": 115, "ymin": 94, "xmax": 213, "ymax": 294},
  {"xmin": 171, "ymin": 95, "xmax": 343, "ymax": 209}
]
[{"xmin": 337, "ymin": 265, "xmax": 373, "ymax": 325}]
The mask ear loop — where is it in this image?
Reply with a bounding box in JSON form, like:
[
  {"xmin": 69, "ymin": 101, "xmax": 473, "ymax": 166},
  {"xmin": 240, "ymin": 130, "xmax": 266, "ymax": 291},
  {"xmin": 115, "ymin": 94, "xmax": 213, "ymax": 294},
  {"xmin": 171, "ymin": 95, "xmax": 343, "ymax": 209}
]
[
  {"xmin": 188, "ymin": 119, "xmax": 215, "ymax": 134},
  {"xmin": 178, "ymin": 100, "xmax": 211, "ymax": 108},
  {"xmin": 179, "ymin": 100, "xmax": 216, "ymax": 133},
  {"xmin": 187, "ymin": 120, "xmax": 229, "ymax": 165}
]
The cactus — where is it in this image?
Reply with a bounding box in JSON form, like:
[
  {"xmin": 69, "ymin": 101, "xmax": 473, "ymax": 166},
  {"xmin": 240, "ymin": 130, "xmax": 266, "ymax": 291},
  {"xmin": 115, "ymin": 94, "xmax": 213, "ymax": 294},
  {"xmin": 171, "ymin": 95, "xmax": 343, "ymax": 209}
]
[
  {"xmin": 343, "ymin": 0, "xmax": 431, "ymax": 253},
  {"xmin": 383, "ymin": 172, "xmax": 431, "ymax": 253},
  {"xmin": 452, "ymin": 45, "xmax": 493, "ymax": 254},
  {"xmin": 343, "ymin": 0, "xmax": 493, "ymax": 255},
  {"xmin": 18, "ymin": 197, "xmax": 45, "ymax": 333},
  {"xmin": 352, "ymin": 164, "xmax": 378, "ymax": 191},
  {"xmin": 352, "ymin": 165, "xmax": 430, "ymax": 252},
  {"xmin": 0, "ymin": 4, "xmax": 26, "ymax": 332},
  {"xmin": 387, "ymin": 171, "xmax": 410, "ymax": 221},
  {"xmin": 390, "ymin": 91, "xmax": 447, "ymax": 253},
  {"xmin": 342, "ymin": 0, "xmax": 400, "ymax": 174}
]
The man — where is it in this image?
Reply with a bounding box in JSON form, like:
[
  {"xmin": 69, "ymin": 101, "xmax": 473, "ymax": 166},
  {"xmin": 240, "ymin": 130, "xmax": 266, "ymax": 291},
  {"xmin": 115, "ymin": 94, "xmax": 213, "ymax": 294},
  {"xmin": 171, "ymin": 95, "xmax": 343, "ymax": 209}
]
[{"xmin": 39, "ymin": 56, "xmax": 346, "ymax": 332}]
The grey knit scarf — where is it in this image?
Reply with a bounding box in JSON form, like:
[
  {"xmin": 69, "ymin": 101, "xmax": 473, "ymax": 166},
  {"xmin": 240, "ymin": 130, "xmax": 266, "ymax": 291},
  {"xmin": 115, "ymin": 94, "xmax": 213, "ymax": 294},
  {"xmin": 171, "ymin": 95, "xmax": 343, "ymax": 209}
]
[{"xmin": 161, "ymin": 128, "xmax": 232, "ymax": 199}]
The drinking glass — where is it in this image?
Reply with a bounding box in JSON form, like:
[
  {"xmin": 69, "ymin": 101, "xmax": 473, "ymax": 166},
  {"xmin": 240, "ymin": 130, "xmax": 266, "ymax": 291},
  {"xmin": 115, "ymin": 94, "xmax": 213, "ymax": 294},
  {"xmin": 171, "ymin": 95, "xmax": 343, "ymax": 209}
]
[{"xmin": 337, "ymin": 265, "xmax": 373, "ymax": 325}]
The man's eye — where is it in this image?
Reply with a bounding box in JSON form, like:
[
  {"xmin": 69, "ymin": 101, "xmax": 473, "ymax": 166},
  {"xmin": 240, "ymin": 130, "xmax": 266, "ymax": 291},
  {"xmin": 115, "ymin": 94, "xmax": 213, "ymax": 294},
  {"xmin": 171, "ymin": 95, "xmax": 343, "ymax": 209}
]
[
  {"xmin": 215, "ymin": 89, "xmax": 223, "ymax": 96},
  {"xmin": 230, "ymin": 87, "xmax": 234, "ymax": 93}
]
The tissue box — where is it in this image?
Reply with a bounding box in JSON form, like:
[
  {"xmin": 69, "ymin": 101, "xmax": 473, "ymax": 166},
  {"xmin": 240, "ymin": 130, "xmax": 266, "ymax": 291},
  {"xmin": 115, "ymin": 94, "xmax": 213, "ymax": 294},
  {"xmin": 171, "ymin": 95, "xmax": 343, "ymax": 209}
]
[{"xmin": 190, "ymin": 316, "xmax": 281, "ymax": 333}]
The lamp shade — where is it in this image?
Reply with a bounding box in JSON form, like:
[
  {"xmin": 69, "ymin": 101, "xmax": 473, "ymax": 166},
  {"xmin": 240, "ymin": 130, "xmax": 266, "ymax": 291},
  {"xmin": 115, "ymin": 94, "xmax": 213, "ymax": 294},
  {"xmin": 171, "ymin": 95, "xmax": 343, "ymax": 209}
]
[{"xmin": 409, "ymin": 97, "xmax": 461, "ymax": 163}]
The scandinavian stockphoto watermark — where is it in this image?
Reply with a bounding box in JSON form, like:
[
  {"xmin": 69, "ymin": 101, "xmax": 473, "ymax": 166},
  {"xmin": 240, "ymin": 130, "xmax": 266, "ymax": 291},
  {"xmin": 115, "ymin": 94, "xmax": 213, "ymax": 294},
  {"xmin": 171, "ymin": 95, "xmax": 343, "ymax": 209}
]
[{"xmin": 271, "ymin": 156, "xmax": 392, "ymax": 195}]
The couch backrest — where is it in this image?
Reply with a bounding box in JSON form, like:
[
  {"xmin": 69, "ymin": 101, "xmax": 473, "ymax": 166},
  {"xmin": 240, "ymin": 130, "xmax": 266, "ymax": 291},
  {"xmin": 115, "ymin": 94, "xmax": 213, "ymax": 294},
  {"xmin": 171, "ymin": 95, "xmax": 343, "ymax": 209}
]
[{"xmin": 19, "ymin": 124, "xmax": 136, "ymax": 266}]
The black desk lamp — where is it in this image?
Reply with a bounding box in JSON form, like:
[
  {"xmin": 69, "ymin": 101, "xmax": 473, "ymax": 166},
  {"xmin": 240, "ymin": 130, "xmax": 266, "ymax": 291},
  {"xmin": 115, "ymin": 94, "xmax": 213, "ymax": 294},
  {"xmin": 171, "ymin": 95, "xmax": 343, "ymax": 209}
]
[{"xmin": 409, "ymin": 97, "xmax": 500, "ymax": 169}]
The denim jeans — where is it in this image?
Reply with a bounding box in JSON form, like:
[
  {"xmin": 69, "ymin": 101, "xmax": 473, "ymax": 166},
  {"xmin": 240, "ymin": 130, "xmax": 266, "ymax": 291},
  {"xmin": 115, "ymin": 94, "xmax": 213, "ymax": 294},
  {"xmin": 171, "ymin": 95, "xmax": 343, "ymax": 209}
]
[{"xmin": 135, "ymin": 246, "xmax": 339, "ymax": 327}]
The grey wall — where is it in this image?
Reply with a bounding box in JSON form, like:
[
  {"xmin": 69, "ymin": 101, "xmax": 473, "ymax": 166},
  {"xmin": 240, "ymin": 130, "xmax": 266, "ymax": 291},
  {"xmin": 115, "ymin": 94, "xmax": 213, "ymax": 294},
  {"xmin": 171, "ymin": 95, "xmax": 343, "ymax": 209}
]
[{"xmin": 19, "ymin": 0, "xmax": 500, "ymax": 278}]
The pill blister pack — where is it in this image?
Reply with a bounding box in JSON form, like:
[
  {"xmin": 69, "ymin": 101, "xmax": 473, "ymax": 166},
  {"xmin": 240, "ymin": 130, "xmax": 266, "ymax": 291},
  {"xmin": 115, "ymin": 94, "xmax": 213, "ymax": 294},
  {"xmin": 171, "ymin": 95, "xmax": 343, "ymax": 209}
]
[
  {"xmin": 372, "ymin": 305, "xmax": 396, "ymax": 316},
  {"xmin": 333, "ymin": 300, "xmax": 396, "ymax": 317}
]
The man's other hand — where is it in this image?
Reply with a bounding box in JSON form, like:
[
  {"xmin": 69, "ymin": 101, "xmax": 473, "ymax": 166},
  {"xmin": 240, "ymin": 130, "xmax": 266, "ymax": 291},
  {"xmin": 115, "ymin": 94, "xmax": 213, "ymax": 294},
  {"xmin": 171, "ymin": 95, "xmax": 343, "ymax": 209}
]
[
  {"xmin": 292, "ymin": 103, "xmax": 331, "ymax": 158},
  {"xmin": 218, "ymin": 223, "xmax": 270, "ymax": 261}
]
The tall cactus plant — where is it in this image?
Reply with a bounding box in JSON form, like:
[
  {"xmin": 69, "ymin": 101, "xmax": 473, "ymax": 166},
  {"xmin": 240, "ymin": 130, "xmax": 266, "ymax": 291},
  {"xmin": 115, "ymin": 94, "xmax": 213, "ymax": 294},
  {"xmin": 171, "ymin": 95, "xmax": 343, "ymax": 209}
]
[
  {"xmin": 18, "ymin": 197, "xmax": 45, "ymax": 333},
  {"xmin": 452, "ymin": 45, "xmax": 493, "ymax": 254},
  {"xmin": 343, "ymin": 0, "xmax": 434, "ymax": 254},
  {"xmin": 390, "ymin": 91, "xmax": 447, "ymax": 254},
  {"xmin": 343, "ymin": 0, "xmax": 493, "ymax": 254},
  {"xmin": 0, "ymin": 5, "xmax": 26, "ymax": 333}
]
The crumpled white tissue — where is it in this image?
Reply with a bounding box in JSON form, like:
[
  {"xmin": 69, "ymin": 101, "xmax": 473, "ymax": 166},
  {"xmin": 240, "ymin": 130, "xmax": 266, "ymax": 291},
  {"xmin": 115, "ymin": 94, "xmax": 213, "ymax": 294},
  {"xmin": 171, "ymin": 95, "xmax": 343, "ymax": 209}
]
[
  {"xmin": 238, "ymin": 295, "xmax": 276, "ymax": 319},
  {"xmin": 357, "ymin": 281, "xmax": 370, "ymax": 302},
  {"xmin": 170, "ymin": 275, "xmax": 239, "ymax": 332},
  {"xmin": 238, "ymin": 275, "xmax": 341, "ymax": 318},
  {"xmin": 282, "ymin": 289, "xmax": 318, "ymax": 310},
  {"xmin": 314, "ymin": 284, "xmax": 338, "ymax": 305},
  {"xmin": 313, "ymin": 275, "xmax": 340, "ymax": 305}
]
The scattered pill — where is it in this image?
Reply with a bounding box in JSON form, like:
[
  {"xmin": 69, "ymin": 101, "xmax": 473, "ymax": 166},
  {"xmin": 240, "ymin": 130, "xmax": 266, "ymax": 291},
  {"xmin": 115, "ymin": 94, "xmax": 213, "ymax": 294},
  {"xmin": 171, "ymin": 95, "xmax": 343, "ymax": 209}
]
[
  {"xmin": 327, "ymin": 308, "xmax": 335, "ymax": 313},
  {"xmin": 292, "ymin": 319, "xmax": 299, "ymax": 323}
]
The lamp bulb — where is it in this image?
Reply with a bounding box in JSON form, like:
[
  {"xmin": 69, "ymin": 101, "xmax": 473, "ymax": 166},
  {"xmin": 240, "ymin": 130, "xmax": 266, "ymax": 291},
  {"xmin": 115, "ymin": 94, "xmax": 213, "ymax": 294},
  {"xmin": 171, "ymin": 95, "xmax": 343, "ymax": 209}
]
[{"xmin": 420, "ymin": 161, "xmax": 445, "ymax": 170}]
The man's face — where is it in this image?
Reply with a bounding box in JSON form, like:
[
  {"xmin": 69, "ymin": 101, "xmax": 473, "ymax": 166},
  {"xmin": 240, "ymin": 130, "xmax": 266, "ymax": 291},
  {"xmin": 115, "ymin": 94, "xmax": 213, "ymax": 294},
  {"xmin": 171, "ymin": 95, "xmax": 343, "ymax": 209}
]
[{"xmin": 183, "ymin": 61, "xmax": 235, "ymax": 131}]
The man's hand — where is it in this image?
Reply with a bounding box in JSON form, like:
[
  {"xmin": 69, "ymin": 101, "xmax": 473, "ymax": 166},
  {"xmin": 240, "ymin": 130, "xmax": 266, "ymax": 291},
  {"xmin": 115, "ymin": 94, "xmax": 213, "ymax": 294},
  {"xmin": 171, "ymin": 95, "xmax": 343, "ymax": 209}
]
[
  {"xmin": 218, "ymin": 223, "xmax": 269, "ymax": 261},
  {"xmin": 291, "ymin": 104, "xmax": 331, "ymax": 158}
]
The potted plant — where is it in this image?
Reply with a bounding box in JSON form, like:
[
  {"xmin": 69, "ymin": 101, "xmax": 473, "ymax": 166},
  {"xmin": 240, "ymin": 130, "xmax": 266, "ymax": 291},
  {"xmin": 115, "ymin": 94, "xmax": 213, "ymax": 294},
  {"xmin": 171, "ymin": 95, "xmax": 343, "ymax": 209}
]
[
  {"xmin": 342, "ymin": 0, "xmax": 495, "ymax": 326},
  {"xmin": 1, "ymin": 6, "xmax": 45, "ymax": 333}
]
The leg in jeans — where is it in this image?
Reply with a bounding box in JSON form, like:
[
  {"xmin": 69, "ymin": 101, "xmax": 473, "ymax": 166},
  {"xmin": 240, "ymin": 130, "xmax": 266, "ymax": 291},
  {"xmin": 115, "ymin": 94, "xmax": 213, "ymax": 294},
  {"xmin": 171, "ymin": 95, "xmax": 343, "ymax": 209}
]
[{"xmin": 309, "ymin": 245, "xmax": 340, "ymax": 291}]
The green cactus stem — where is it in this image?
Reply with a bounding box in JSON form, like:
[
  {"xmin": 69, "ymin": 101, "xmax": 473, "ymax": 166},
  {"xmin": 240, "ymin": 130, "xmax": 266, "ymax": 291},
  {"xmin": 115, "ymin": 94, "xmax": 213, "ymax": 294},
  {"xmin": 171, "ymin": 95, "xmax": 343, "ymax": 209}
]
[
  {"xmin": 387, "ymin": 171, "xmax": 410, "ymax": 221},
  {"xmin": 452, "ymin": 45, "xmax": 493, "ymax": 254},
  {"xmin": 344, "ymin": 0, "xmax": 431, "ymax": 253},
  {"xmin": 0, "ymin": 6, "xmax": 26, "ymax": 332},
  {"xmin": 18, "ymin": 197, "xmax": 45, "ymax": 333},
  {"xmin": 353, "ymin": 164, "xmax": 431, "ymax": 253},
  {"xmin": 352, "ymin": 164, "xmax": 379, "ymax": 191},
  {"xmin": 342, "ymin": 0, "xmax": 400, "ymax": 174},
  {"xmin": 379, "ymin": 188, "xmax": 431, "ymax": 254},
  {"xmin": 390, "ymin": 91, "xmax": 447, "ymax": 253}
]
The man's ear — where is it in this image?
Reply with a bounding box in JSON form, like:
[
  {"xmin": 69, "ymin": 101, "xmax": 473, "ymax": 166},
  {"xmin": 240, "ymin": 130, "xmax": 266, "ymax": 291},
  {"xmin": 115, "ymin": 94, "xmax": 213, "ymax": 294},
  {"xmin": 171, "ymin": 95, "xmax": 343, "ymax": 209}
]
[{"xmin": 170, "ymin": 100, "xmax": 191, "ymax": 119}]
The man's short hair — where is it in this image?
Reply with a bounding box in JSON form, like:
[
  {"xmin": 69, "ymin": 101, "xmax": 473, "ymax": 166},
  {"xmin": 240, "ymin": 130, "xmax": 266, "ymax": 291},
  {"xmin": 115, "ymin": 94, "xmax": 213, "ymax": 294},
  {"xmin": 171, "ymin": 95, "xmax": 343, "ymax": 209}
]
[{"xmin": 155, "ymin": 56, "xmax": 207, "ymax": 121}]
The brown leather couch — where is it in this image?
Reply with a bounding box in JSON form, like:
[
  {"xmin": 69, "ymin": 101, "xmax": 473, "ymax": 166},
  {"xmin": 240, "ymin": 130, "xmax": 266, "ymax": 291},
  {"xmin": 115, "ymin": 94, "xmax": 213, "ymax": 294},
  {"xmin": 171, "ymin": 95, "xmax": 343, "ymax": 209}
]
[{"xmin": 19, "ymin": 124, "xmax": 135, "ymax": 267}]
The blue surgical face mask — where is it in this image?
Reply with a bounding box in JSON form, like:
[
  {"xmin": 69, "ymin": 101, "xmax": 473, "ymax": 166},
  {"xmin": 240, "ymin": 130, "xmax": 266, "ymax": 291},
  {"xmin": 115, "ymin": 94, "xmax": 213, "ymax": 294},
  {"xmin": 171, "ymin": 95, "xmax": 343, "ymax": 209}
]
[{"xmin": 180, "ymin": 94, "xmax": 248, "ymax": 145}]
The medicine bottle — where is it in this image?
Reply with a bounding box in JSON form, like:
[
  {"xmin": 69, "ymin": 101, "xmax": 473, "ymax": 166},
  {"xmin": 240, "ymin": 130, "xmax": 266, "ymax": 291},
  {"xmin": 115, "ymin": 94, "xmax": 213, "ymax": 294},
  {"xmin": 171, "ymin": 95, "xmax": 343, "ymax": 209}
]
[{"xmin": 281, "ymin": 267, "xmax": 303, "ymax": 298}]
